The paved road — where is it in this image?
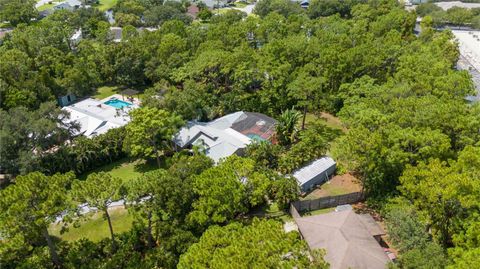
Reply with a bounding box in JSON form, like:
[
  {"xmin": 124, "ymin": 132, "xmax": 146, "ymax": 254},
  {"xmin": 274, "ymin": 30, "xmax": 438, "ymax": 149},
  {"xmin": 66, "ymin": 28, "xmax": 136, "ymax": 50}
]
[
  {"xmin": 54, "ymin": 200, "xmax": 126, "ymax": 223},
  {"xmin": 54, "ymin": 196, "xmax": 152, "ymax": 223}
]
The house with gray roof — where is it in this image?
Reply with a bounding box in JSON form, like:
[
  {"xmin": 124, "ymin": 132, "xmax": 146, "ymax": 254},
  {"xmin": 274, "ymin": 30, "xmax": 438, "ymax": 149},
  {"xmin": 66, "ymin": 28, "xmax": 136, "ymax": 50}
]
[
  {"xmin": 294, "ymin": 208, "xmax": 390, "ymax": 269},
  {"xmin": 174, "ymin": 111, "xmax": 277, "ymax": 163},
  {"xmin": 54, "ymin": 0, "xmax": 84, "ymax": 11}
]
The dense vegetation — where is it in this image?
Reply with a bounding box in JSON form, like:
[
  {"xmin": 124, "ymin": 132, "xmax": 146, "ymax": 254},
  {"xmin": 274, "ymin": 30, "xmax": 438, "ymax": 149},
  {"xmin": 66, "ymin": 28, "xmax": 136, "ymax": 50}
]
[
  {"xmin": 416, "ymin": 3, "xmax": 480, "ymax": 28},
  {"xmin": 1, "ymin": 0, "xmax": 480, "ymax": 268}
]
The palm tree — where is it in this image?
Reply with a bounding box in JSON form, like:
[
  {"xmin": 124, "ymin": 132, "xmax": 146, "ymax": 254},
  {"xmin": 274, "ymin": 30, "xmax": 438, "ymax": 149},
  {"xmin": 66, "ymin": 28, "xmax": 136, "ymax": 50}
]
[{"xmin": 276, "ymin": 108, "xmax": 301, "ymax": 146}]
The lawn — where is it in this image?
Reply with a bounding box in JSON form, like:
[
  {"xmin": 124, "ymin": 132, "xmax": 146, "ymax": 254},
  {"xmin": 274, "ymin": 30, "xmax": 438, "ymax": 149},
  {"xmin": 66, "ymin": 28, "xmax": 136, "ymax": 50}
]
[
  {"xmin": 37, "ymin": 2, "xmax": 55, "ymax": 11},
  {"xmin": 94, "ymin": 85, "xmax": 144, "ymax": 101},
  {"xmin": 78, "ymin": 158, "xmax": 157, "ymax": 182},
  {"xmin": 301, "ymin": 207, "xmax": 335, "ymax": 217},
  {"xmin": 233, "ymin": 1, "xmax": 248, "ymax": 7},
  {"xmin": 52, "ymin": 158, "xmax": 156, "ymax": 242},
  {"xmin": 248, "ymin": 202, "xmax": 293, "ymax": 222},
  {"xmin": 50, "ymin": 207, "xmax": 133, "ymax": 242},
  {"xmin": 302, "ymin": 174, "xmax": 362, "ymax": 200},
  {"xmin": 95, "ymin": 0, "xmax": 118, "ymax": 11},
  {"xmin": 0, "ymin": 22, "xmax": 12, "ymax": 28},
  {"xmin": 94, "ymin": 86, "xmax": 120, "ymax": 99},
  {"xmin": 300, "ymin": 112, "xmax": 346, "ymax": 132}
]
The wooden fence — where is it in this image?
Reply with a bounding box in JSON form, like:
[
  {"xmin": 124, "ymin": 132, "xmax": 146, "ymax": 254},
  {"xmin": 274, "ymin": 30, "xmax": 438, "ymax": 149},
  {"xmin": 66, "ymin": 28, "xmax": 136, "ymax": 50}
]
[{"xmin": 290, "ymin": 192, "xmax": 364, "ymax": 215}]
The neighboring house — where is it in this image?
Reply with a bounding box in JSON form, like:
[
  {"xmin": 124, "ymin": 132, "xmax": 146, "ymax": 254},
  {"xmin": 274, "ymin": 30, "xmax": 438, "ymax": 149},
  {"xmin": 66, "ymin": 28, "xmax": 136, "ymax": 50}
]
[
  {"xmin": 62, "ymin": 97, "xmax": 138, "ymax": 137},
  {"xmin": 0, "ymin": 28, "xmax": 13, "ymax": 45},
  {"xmin": 187, "ymin": 4, "xmax": 200, "ymax": 19},
  {"xmin": 54, "ymin": 0, "xmax": 83, "ymax": 11},
  {"xmin": 70, "ymin": 29, "xmax": 82, "ymax": 46},
  {"xmin": 292, "ymin": 0, "xmax": 309, "ymax": 8},
  {"xmin": 110, "ymin": 27, "xmax": 122, "ymax": 42},
  {"xmin": 452, "ymin": 30, "xmax": 480, "ymax": 103},
  {"xmin": 174, "ymin": 112, "xmax": 277, "ymax": 163},
  {"xmin": 293, "ymin": 157, "xmax": 336, "ymax": 193},
  {"xmin": 434, "ymin": 1, "xmax": 480, "ymax": 10},
  {"xmin": 105, "ymin": 10, "xmax": 115, "ymax": 24},
  {"xmin": 294, "ymin": 208, "xmax": 390, "ymax": 269},
  {"xmin": 38, "ymin": 9, "xmax": 54, "ymax": 18},
  {"xmin": 195, "ymin": 0, "xmax": 229, "ymax": 8},
  {"xmin": 409, "ymin": 0, "xmax": 428, "ymax": 4}
]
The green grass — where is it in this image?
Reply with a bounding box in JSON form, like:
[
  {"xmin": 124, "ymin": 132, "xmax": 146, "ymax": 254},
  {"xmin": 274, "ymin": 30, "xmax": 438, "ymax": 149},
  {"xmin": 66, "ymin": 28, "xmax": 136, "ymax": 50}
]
[
  {"xmin": 0, "ymin": 22, "xmax": 12, "ymax": 28},
  {"xmin": 50, "ymin": 208, "xmax": 133, "ymax": 242},
  {"xmin": 78, "ymin": 158, "xmax": 157, "ymax": 182},
  {"xmin": 93, "ymin": 85, "xmax": 144, "ymax": 101},
  {"xmin": 95, "ymin": 0, "xmax": 118, "ymax": 11},
  {"xmin": 37, "ymin": 3, "xmax": 55, "ymax": 11},
  {"xmin": 249, "ymin": 202, "xmax": 293, "ymax": 222},
  {"xmin": 52, "ymin": 159, "xmax": 156, "ymax": 242},
  {"xmin": 299, "ymin": 112, "xmax": 345, "ymax": 131},
  {"xmin": 94, "ymin": 86, "xmax": 119, "ymax": 99},
  {"xmin": 319, "ymin": 182, "xmax": 350, "ymax": 196},
  {"xmin": 301, "ymin": 207, "xmax": 335, "ymax": 216},
  {"xmin": 234, "ymin": 2, "xmax": 248, "ymax": 7},
  {"xmin": 301, "ymin": 183, "xmax": 351, "ymax": 201}
]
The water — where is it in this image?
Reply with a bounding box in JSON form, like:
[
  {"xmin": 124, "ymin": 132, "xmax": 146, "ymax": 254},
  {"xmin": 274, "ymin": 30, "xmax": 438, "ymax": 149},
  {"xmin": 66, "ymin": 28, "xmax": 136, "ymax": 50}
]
[
  {"xmin": 246, "ymin": 133, "xmax": 267, "ymax": 142},
  {"xmin": 104, "ymin": 99, "xmax": 132, "ymax": 109}
]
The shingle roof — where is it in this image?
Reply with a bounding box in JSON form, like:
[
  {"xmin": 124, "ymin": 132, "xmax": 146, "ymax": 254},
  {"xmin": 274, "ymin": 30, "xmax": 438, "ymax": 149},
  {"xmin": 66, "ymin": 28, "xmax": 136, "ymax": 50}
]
[{"xmin": 295, "ymin": 209, "xmax": 389, "ymax": 269}]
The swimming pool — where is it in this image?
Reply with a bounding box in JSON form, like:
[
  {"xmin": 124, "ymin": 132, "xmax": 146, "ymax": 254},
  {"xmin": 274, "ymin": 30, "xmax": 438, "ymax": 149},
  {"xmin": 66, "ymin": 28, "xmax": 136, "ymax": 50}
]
[
  {"xmin": 104, "ymin": 99, "xmax": 132, "ymax": 109},
  {"xmin": 246, "ymin": 133, "xmax": 267, "ymax": 142}
]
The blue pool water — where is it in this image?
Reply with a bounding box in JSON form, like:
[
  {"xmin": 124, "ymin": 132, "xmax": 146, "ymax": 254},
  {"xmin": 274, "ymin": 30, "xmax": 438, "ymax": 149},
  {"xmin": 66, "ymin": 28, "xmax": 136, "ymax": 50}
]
[
  {"xmin": 104, "ymin": 99, "xmax": 132, "ymax": 109},
  {"xmin": 246, "ymin": 133, "xmax": 267, "ymax": 142}
]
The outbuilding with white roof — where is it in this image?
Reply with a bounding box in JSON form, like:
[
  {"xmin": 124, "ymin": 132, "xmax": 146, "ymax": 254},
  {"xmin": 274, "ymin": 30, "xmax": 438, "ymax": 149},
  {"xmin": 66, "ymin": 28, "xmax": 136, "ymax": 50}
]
[{"xmin": 293, "ymin": 157, "xmax": 336, "ymax": 192}]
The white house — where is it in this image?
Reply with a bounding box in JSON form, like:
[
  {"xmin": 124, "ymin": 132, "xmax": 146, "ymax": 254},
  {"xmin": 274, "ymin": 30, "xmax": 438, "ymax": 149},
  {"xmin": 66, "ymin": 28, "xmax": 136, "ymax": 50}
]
[
  {"xmin": 54, "ymin": 0, "xmax": 83, "ymax": 11},
  {"xmin": 174, "ymin": 112, "xmax": 277, "ymax": 163},
  {"xmin": 62, "ymin": 97, "xmax": 138, "ymax": 137},
  {"xmin": 70, "ymin": 29, "xmax": 82, "ymax": 45}
]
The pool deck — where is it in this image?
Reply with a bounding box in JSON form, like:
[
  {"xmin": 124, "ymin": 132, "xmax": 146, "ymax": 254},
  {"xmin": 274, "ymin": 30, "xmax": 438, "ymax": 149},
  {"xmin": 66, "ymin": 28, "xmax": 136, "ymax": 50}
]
[{"xmin": 100, "ymin": 94, "xmax": 141, "ymax": 106}]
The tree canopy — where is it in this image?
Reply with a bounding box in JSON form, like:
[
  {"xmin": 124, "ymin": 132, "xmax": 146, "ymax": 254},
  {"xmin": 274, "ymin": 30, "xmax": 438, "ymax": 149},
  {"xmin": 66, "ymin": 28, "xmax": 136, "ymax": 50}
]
[{"xmin": 178, "ymin": 218, "xmax": 328, "ymax": 268}]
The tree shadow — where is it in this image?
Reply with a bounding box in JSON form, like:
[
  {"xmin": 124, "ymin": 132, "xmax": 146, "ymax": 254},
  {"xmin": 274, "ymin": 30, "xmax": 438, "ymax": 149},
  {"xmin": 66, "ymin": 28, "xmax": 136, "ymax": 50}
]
[
  {"xmin": 77, "ymin": 158, "xmax": 126, "ymax": 180},
  {"xmin": 133, "ymin": 159, "xmax": 159, "ymax": 173}
]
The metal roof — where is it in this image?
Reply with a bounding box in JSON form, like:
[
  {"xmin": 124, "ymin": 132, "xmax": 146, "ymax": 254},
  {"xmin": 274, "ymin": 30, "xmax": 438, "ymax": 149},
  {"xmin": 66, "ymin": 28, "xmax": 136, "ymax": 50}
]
[
  {"xmin": 293, "ymin": 157, "xmax": 336, "ymax": 185},
  {"xmin": 174, "ymin": 112, "xmax": 260, "ymax": 163}
]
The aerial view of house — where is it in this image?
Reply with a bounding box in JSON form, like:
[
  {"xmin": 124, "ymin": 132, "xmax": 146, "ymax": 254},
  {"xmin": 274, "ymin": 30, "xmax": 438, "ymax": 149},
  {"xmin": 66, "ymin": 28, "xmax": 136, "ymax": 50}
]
[
  {"xmin": 62, "ymin": 95, "xmax": 138, "ymax": 137},
  {"xmin": 294, "ymin": 208, "xmax": 390, "ymax": 269},
  {"xmin": 174, "ymin": 111, "xmax": 276, "ymax": 162},
  {"xmin": 1, "ymin": 0, "xmax": 479, "ymax": 268}
]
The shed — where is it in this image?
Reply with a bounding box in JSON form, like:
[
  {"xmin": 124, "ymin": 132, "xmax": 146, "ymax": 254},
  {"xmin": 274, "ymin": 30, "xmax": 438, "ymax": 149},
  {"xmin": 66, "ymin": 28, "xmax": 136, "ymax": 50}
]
[
  {"xmin": 293, "ymin": 157, "xmax": 336, "ymax": 192},
  {"xmin": 109, "ymin": 27, "xmax": 123, "ymax": 42},
  {"xmin": 58, "ymin": 93, "xmax": 77, "ymax": 107}
]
